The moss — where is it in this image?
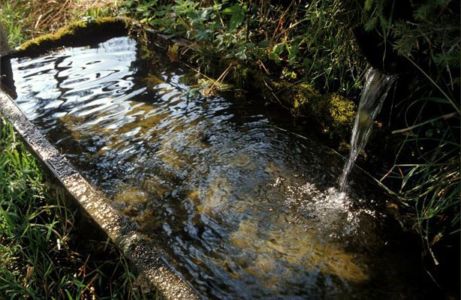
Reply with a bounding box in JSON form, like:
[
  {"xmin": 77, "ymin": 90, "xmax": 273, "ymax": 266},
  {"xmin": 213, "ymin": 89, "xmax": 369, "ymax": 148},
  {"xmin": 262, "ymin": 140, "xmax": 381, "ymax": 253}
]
[
  {"xmin": 276, "ymin": 83, "xmax": 356, "ymax": 139},
  {"xmin": 17, "ymin": 17, "xmax": 133, "ymax": 56},
  {"xmin": 325, "ymin": 93, "xmax": 356, "ymax": 126},
  {"xmin": 19, "ymin": 20, "xmax": 86, "ymax": 50},
  {"xmin": 257, "ymin": 75, "xmax": 355, "ymax": 139},
  {"xmin": 244, "ymin": 69, "xmax": 356, "ymax": 141},
  {"xmin": 288, "ymin": 82, "xmax": 322, "ymax": 113},
  {"xmin": 319, "ymin": 93, "xmax": 356, "ymax": 140}
]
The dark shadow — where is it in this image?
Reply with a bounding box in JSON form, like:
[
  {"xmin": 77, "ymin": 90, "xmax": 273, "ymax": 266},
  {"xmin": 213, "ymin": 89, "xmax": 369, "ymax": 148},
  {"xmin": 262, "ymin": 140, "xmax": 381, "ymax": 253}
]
[{"xmin": 1, "ymin": 55, "xmax": 17, "ymax": 97}]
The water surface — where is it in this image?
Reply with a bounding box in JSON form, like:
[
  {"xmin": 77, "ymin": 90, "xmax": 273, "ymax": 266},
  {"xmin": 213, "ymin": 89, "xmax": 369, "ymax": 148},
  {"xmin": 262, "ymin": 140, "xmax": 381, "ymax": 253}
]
[{"xmin": 12, "ymin": 36, "xmax": 428, "ymax": 299}]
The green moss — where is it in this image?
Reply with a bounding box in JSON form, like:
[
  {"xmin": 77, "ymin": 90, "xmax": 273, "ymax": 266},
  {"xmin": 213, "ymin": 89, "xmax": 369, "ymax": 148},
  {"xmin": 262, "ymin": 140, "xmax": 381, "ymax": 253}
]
[
  {"xmin": 325, "ymin": 93, "xmax": 356, "ymax": 126},
  {"xmin": 245, "ymin": 69, "xmax": 356, "ymax": 141},
  {"xmin": 289, "ymin": 83, "xmax": 322, "ymax": 112},
  {"xmin": 313, "ymin": 92, "xmax": 357, "ymax": 140},
  {"xmin": 261, "ymin": 77, "xmax": 356, "ymax": 140},
  {"xmin": 278, "ymin": 83, "xmax": 356, "ymax": 136},
  {"xmin": 18, "ymin": 17, "xmax": 133, "ymax": 55},
  {"xmin": 19, "ymin": 20, "xmax": 86, "ymax": 50}
]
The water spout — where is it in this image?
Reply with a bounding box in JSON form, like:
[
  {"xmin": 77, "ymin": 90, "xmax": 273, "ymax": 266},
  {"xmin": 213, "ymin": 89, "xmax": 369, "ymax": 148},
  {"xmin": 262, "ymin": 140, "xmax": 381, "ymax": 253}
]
[{"xmin": 339, "ymin": 68, "xmax": 396, "ymax": 192}]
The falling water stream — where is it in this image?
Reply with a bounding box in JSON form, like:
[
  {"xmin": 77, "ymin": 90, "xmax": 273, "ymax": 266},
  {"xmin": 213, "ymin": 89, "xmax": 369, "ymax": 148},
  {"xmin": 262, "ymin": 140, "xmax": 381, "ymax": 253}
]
[
  {"xmin": 10, "ymin": 36, "xmax": 431, "ymax": 299},
  {"xmin": 339, "ymin": 68, "xmax": 396, "ymax": 192}
]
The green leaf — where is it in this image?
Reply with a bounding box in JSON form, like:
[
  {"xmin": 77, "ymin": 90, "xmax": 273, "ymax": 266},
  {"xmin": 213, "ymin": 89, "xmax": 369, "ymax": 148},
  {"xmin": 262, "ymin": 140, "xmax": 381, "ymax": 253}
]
[
  {"xmin": 222, "ymin": 4, "xmax": 245, "ymax": 31},
  {"xmin": 294, "ymin": 98, "xmax": 300, "ymax": 109}
]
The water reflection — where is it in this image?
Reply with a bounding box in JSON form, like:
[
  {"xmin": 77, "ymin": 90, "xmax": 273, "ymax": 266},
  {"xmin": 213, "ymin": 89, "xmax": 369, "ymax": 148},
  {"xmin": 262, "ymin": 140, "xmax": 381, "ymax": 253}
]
[{"xmin": 12, "ymin": 36, "xmax": 427, "ymax": 299}]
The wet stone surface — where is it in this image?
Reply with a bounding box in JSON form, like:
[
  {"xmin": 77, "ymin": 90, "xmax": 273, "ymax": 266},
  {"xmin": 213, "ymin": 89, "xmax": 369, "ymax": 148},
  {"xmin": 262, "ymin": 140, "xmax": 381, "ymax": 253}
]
[{"xmin": 11, "ymin": 36, "xmax": 430, "ymax": 299}]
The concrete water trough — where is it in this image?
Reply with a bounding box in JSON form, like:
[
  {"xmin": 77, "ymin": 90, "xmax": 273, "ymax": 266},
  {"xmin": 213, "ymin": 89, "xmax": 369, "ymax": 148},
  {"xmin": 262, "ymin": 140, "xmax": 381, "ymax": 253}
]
[{"xmin": 0, "ymin": 18, "xmax": 200, "ymax": 300}]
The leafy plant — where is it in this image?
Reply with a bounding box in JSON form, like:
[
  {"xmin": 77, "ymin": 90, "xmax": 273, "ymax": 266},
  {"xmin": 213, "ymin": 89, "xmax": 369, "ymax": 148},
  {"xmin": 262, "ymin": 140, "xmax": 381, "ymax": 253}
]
[{"xmin": 122, "ymin": 0, "xmax": 365, "ymax": 95}]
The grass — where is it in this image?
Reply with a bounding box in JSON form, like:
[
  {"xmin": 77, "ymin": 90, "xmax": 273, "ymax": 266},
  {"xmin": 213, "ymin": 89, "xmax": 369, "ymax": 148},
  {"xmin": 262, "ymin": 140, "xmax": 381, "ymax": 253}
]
[
  {"xmin": 0, "ymin": 119, "xmax": 154, "ymax": 299},
  {"xmin": 383, "ymin": 95, "xmax": 460, "ymax": 264},
  {"xmin": 0, "ymin": 1, "xmax": 27, "ymax": 47}
]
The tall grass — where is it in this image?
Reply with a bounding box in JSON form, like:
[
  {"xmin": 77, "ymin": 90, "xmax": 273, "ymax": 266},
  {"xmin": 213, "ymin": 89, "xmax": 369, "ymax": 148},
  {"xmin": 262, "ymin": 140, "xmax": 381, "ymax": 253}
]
[
  {"xmin": 0, "ymin": 105, "xmax": 150, "ymax": 298},
  {"xmin": 0, "ymin": 1, "xmax": 27, "ymax": 47},
  {"xmin": 383, "ymin": 93, "xmax": 460, "ymax": 265},
  {"xmin": 368, "ymin": 0, "xmax": 460, "ymax": 265}
]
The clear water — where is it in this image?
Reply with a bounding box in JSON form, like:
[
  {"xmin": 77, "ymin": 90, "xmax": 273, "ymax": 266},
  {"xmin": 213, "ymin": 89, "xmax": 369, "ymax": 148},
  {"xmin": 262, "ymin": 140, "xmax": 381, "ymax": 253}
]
[
  {"xmin": 339, "ymin": 68, "xmax": 396, "ymax": 192},
  {"xmin": 12, "ymin": 36, "xmax": 428, "ymax": 299}
]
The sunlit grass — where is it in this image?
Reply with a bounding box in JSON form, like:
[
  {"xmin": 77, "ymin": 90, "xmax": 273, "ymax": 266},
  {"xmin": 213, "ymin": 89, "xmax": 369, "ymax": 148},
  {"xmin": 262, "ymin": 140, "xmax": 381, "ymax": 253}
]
[
  {"xmin": 0, "ymin": 118, "xmax": 153, "ymax": 299},
  {"xmin": 0, "ymin": 1, "xmax": 156, "ymax": 298},
  {"xmin": 0, "ymin": 1, "xmax": 27, "ymax": 47}
]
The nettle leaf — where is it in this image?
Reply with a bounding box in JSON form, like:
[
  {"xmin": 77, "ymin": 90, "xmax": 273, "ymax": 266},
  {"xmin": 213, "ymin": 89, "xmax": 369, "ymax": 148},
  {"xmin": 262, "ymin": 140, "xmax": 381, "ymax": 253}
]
[
  {"xmin": 201, "ymin": 7, "xmax": 213, "ymax": 20},
  {"xmin": 222, "ymin": 4, "xmax": 245, "ymax": 31},
  {"xmin": 196, "ymin": 29, "xmax": 212, "ymax": 41}
]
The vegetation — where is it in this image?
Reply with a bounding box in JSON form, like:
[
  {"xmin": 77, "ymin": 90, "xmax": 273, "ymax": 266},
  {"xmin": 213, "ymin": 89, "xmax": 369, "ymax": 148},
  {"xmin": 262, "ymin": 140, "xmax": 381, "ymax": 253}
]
[
  {"xmin": 0, "ymin": 119, "xmax": 152, "ymax": 299},
  {"xmin": 363, "ymin": 0, "xmax": 459, "ymax": 265},
  {"xmin": 122, "ymin": 0, "xmax": 365, "ymax": 93}
]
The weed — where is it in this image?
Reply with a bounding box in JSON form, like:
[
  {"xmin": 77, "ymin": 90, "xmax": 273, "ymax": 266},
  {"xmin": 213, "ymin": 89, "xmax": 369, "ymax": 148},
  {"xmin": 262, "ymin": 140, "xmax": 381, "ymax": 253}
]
[
  {"xmin": 0, "ymin": 1, "xmax": 27, "ymax": 47},
  {"xmin": 0, "ymin": 0, "xmax": 121, "ymax": 48},
  {"xmin": 0, "ymin": 119, "xmax": 151, "ymax": 298},
  {"xmin": 121, "ymin": 0, "xmax": 365, "ymax": 95}
]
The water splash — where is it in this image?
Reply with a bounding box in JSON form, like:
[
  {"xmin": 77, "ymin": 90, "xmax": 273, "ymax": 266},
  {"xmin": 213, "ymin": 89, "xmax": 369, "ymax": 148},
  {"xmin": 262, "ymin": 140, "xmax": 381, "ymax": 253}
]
[{"xmin": 339, "ymin": 68, "xmax": 396, "ymax": 192}]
